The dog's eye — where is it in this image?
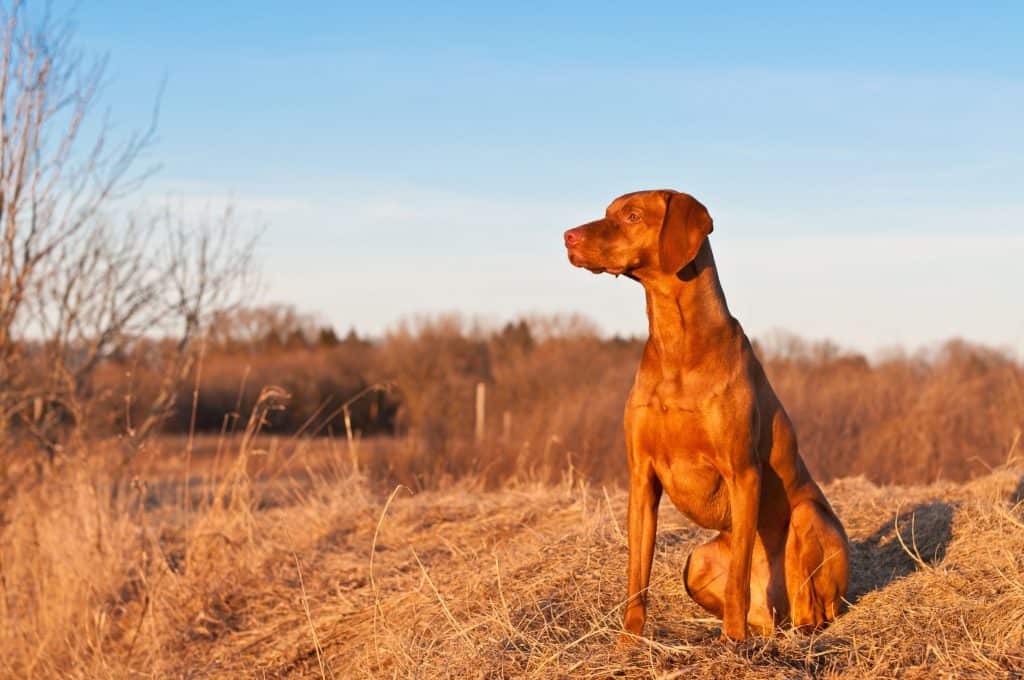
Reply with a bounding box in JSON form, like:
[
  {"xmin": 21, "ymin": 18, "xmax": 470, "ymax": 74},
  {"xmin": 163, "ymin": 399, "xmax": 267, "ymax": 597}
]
[{"xmin": 626, "ymin": 212, "xmax": 641, "ymax": 223}]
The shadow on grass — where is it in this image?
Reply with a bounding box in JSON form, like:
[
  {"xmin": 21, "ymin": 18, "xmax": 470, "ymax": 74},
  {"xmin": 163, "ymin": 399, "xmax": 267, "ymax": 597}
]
[
  {"xmin": 845, "ymin": 500, "xmax": 955, "ymax": 603},
  {"xmin": 1010, "ymin": 475, "xmax": 1024, "ymax": 505}
]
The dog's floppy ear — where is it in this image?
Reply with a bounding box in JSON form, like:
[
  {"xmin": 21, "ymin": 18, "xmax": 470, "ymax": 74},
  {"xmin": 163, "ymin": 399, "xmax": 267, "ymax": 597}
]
[{"xmin": 658, "ymin": 191, "xmax": 713, "ymax": 275}]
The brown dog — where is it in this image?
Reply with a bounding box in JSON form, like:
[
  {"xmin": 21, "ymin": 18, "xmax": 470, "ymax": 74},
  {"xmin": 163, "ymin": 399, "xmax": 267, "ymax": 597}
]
[{"xmin": 564, "ymin": 190, "xmax": 849, "ymax": 641}]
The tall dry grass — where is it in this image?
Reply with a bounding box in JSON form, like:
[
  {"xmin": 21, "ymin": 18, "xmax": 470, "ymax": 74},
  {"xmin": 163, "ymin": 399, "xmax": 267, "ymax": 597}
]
[{"xmin": 3, "ymin": 411, "xmax": 1024, "ymax": 677}]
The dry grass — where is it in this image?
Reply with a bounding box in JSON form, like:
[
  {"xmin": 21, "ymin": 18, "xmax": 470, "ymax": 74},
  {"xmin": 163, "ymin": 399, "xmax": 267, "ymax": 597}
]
[{"xmin": 3, "ymin": 431, "xmax": 1024, "ymax": 679}]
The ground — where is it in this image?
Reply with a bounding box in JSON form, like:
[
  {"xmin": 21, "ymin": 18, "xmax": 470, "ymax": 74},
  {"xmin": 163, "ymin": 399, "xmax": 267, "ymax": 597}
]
[{"xmin": 3, "ymin": 449, "xmax": 1024, "ymax": 678}]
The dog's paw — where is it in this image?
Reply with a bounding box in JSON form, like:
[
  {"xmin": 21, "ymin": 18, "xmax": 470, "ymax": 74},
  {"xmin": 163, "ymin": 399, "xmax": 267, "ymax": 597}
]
[
  {"xmin": 616, "ymin": 631, "xmax": 642, "ymax": 650},
  {"xmin": 717, "ymin": 623, "xmax": 749, "ymax": 644},
  {"xmin": 621, "ymin": 608, "xmax": 645, "ymax": 636}
]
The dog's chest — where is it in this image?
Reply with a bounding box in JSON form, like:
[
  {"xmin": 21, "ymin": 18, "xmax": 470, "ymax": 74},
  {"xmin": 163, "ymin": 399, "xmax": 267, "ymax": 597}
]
[
  {"xmin": 657, "ymin": 454, "xmax": 731, "ymax": 530},
  {"xmin": 632, "ymin": 408, "xmax": 731, "ymax": 530}
]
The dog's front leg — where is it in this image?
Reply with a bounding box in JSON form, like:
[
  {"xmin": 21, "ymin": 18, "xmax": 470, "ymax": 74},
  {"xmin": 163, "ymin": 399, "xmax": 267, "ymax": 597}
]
[
  {"xmin": 722, "ymin": 462, "xmax": 761, "ymax": 640},
  {"xmin": 621, "ymin": 462, "xmax": 662, "ymax": 640}
]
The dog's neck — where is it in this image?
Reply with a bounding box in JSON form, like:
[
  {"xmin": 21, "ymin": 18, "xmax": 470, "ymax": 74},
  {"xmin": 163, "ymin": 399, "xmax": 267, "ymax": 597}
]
[{"xmin": 637, "ymin": 239, "xmax": 736, "ymax": 372}]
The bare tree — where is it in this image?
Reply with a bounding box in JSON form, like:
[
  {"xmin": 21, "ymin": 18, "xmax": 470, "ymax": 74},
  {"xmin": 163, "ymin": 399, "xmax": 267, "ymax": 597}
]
[
  {"xmin": 206, "ymin": 303, "xmax": 325, "ymax": 351},
  {"xmin": 0, "ymin": 3, "xmax": 258, "ymax": 461}
]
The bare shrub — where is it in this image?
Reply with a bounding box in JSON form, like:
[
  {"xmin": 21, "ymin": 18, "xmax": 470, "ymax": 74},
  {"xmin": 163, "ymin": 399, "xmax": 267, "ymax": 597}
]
[
  {"xmin": 0, "ymin": 4, "xmax": 257, "ymax": 462},
  {"xmin": 763, "ymin": 334, "xmax": 1024, "ymax": 484}
]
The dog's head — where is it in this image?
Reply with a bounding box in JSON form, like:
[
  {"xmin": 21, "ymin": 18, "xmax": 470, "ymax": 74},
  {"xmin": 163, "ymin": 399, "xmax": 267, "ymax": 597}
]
[{"xmin": 563, "ymin": 189, "xmax": 713, "ymax": 278}]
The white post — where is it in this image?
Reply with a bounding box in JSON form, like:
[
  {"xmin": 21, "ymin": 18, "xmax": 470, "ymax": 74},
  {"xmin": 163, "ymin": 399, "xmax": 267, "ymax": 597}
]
[{"xmin": 474, "ymin": 382, "xmax": 486, "ymax": 444}]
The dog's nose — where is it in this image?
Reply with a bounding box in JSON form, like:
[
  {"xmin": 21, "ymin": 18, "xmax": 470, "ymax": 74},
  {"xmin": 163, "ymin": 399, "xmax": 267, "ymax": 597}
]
[{"xmin": 564, "ymin": 228, "xmax": 583, "ymax": 247}]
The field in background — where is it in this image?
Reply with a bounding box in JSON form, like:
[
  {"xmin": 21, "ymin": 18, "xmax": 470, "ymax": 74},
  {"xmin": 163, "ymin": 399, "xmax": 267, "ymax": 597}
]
[
  {"xmin": 2, "ymin": 428, "xmax": 1024, "ymax": 678},
  {"xmin": 76, "ymin": 310, "xmax": 1024, "ymax": 488}
]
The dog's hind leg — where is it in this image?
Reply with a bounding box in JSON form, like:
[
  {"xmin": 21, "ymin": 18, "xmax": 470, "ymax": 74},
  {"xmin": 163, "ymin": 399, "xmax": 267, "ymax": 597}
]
[
  {"xmin": 684, "ymin": 533, "xmax": 776, "ymax": 634},
  {"xmin": 784, "ymin": 501, "xmax": 850, "ymax": 629}
]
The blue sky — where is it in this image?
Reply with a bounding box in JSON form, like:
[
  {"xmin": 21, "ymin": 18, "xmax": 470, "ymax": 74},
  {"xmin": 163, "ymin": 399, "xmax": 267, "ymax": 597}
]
[{"xmin": 66, "ymin": 2, "xmax": 1024, "ymax": 353}]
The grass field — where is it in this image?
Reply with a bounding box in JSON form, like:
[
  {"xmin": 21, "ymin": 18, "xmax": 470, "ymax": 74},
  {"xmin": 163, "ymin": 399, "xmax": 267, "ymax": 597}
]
[{"xmin": 3, "ymin": 432, "xmax": 1024, "ymax": 678}]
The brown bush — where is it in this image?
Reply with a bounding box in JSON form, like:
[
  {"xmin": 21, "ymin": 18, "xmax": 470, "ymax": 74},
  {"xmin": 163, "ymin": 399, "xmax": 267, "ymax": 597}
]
[
  {"xmin": 41, "ymin": 309, "xmax": 1024, "ymax": 488},
  {"xmin": 763, "ymin": 334, "xmax": 1024, "ymax": 484}
]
